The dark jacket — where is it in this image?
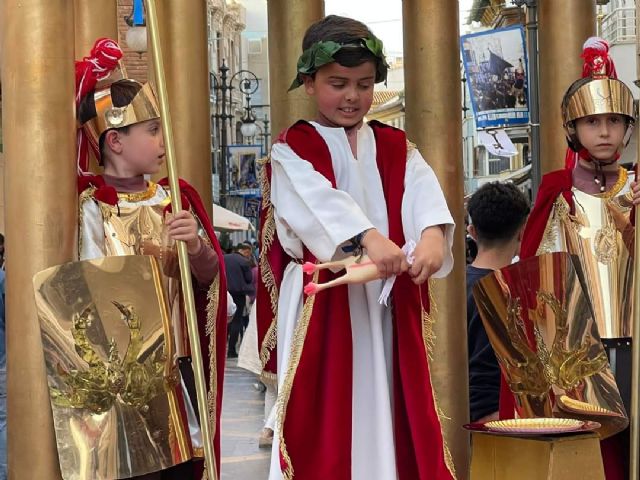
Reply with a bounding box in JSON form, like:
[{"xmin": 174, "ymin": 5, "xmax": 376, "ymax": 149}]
[
  {"xmin": 467, "ymin": 264, "xmax": 500, "ymax": 422},
  {"xmin": 224, "ymin": 253, "xmax": 253, "ymax": 294}
]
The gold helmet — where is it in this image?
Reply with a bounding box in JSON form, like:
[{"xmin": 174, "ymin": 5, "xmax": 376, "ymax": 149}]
[
  {"xmin": 75, "ymin": 38, "xmax": 160, "ymax": 170},
  {"xmin": 562, "ymin": 37, "xmax": 636, "ymax": 152},
  {"xmin": 80, "ymin": 80, "xmax": 160, "ymax": 153}
]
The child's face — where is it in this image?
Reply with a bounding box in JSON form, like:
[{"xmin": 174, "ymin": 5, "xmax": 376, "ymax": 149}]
[
  {"xmin": 118, "ymin": 119, "xmax": 165, "ymax": 175},
  {"xmin": 303, "ymin": 60, "xmax": 376, "ymax": 129},
  {"xmin": 575, "ymin": 113, "xmax": 627, "ymax": 161}
]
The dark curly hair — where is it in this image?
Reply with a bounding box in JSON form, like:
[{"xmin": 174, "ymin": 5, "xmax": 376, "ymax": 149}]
[
  {"xmin": 302, "ymin": 15, "xmax": 380, "ymax": 73},
  {"xmin": 467, "ymin": 182, "xmax": 530, "ymax": 248}
]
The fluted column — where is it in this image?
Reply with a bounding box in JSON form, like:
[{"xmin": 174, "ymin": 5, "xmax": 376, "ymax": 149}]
[
  {"xmin": 403, "ymin": 0, "xmax": 469, "ymax": 477},
  {"xmin": 73, "ymin": 0, "xmax": 118, "ymax": 59},
  {"xmin": 538, "ymin": 0, "xmax": 596, "ymax": 173},
  {"xmin": 266, "ymin": 0, "xmax": 324, "ymax": 137},
  {"xmin": 74, "ymin": 0, "xmax": 118, "ymax": 173},
  {"xmin": 154, "ymin": 0, "xmax": 213, "ymax": 217},
  {"xmin": 2, "ymin": 1, "xmax": 77, "ymax": 478}
]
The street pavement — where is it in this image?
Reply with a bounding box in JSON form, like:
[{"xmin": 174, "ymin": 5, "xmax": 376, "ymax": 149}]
[{"xmin": 220, "ymin": 357, "xmax": 271, "ymax": 479}]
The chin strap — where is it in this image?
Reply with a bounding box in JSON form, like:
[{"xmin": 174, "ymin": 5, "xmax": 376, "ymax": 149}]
[{"xmin": 578, "ymin": 148, "xmax": 619, "ymax": 192}]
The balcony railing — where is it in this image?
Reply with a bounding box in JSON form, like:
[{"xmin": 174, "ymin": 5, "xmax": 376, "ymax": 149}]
[{"xmin": 601, "ymin": 6, "xmax": 636, "ymax": 45}]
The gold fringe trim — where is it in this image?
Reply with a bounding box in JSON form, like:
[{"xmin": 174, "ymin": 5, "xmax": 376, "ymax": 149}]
[
  {"xmin": 276, "ymin": 271, "xmax": 319, "ymax": 480},
  {"xmin": 203, "ymin": 275, "xmax": 220, "ymax": 480},
  {"xmin": 420, "ymin": 283, "xmax": 457, "ymax": 479},
  {"xmin": 258, "ymin": 156, "xmax": 280, "ymax": 370},
  {"xmin": 422, "ymin": 280, "xmax": 437, "ymax": 360},
  {"xmin": 260, "ymin": 370, "xmax": 278, "ymax": 387}
]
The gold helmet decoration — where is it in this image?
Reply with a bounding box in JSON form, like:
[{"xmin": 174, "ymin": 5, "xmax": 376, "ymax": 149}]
[
  {"xmin": 562, "ymin": 37, "xmax": 636, "ymax": 152},
  {"xmin": 81, "ymin": 80, "xmax": 160, "ymax": 149}
]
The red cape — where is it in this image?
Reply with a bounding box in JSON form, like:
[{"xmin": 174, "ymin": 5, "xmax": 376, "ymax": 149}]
[
  {"xmin": 257, "ymin": 121, "xmax": 454, "ymax": 479},
  {"xmin": 157, "ymin": 177, "xmax": 228, "ymax": 479}
]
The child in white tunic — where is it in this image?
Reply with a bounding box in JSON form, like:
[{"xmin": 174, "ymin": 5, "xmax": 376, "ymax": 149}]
[{"xmin": 258, "ymin": 15, "xmax": 457, "ymax": 480}]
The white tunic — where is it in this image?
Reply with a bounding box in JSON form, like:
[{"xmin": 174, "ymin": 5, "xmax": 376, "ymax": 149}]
[{"xmin": 268, "ymin": 122, "xmax": 455, "ymax": 480}]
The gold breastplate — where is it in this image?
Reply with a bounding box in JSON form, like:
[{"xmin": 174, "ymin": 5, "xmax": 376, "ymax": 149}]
[
  {"xmin": 99, "ymin": 192, "xmax": 190, "ymax": 356},
  {"xmin": 102, "ymin": 197, "xmax": 171, "ymax": 257},
  {"xmin": 538, "ymin": 184, "xmax": 634, "ymax": 338}
]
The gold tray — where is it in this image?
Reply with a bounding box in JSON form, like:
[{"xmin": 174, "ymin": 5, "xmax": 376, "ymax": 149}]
[{"xmin": 485, "ymin": 418, "xmax": 584, "ymax": 434}]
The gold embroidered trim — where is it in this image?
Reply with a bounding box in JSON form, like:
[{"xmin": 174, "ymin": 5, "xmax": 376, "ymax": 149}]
[
  {"xmin": 537, "ymin": 196, "xmax": 570, "ymax": 256},
  {"xmin": 406, "ymin": 139, "xmax": 417, "ymax": 155},
  {"xmin": 420, "ymin": 284, "xmax": 457, "ymax": 479},
  {"xmin": 258, "ymin": 156, "xmax": 280, "ymax": 369},
  {"xmin": 117, "ymin": 181, "xmax": 158, "ymax": 202},
  {"xmin": 276, "ymin": 271, "xmax": 319, "ymax": 480},
  {"xmin": 205, "ymin": 274, "xmax": 220, "ymax": 476}
]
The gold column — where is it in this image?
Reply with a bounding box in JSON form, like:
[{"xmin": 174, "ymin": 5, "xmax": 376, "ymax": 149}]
[
  {"xmin": 154, "ymin": 0, "xmax": 212, "ymax": 217},
  {"xmin": 267, "ymin": 0, "xmax": 324, "ymax": 137},
  {"xmin": 538, "ymin": 0, "xmax": 596, "ymax": 174},
  {"xmin": 403, "ymin": 1, "xmax": 468, "ymax": 478},
  {"xmin": 73, "ymin": 0, "xmax": 118, "ymax": 174},
  {"xmin": 2, "ymin": 1, "xmax": 77, "ymax": 479},
  {"xmin": 73, "ymin": 0, "xmax": 118, "ymax": 59}
]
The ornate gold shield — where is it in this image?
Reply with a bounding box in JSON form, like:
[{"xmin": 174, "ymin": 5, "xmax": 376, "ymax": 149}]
[
  {"xmin": 473, "ymin": 252, "xmax": 628, "ymax": 438},
  {"xmin": 32, "ymin": 255, "xmax": 193, "ymax": 479}
]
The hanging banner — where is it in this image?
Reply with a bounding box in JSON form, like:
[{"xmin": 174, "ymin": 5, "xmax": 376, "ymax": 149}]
[
  {"xmin": 461, "ymin": 25, "xmax": 529, "ymax": 129},
  {"xmin": 227, "ymin": 144, "xmax": 262, "ymax": 196}
]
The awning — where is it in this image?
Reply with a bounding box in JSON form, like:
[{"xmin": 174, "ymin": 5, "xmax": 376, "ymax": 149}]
[{"xmin": 212, "ymin": 204, "xmax": 254, "ymax": 232}]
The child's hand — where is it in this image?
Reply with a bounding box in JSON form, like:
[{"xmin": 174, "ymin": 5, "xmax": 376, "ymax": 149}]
[
  {"xmin": 409, "ymin": 226, "xmax": 445, "ymax": 285},
  {"xmin": 631, "ymin": 181, "xmax": 640, "ymax": 205},
  {"xmin": 361, "ymin": 229, "xmax": 408, "ymax": 278},
  {"xmin": 166, "ymin": 210, "xmax": 201, "ymax": 254}
]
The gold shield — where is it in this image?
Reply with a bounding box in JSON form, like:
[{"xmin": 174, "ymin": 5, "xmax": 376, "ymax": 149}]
[
  {"xmin": 32, "ymin": 255, "xmax": 193, "ymax": 479},
  {"xmin": 473, "ymin": 252, "xmax": 628, "ymax": 438}
]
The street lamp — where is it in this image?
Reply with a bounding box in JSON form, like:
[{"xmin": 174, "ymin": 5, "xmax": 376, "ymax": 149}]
[
  {"xmin": 256, "ymin": 113, "xmax": 271, "ymax": 155},
  {"xmin": 210, "ymin": 61, "xmax": 259, "ymax": 207},
  {"xmin": 239, "ymin": 77, "xmax": 259, "ymax": 141}
]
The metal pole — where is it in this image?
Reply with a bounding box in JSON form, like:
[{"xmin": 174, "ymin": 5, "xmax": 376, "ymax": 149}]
[
  {"xmin": 630, "ymin": 5, "xmax": 640, "ymax": 480},
  {"xmin": 145, "ymin": 1, "xmax": 218, "ymax": 479},
  {"xmin": 219, "ymin": 61, "xmax": 230, "ymax": 208},
  {"xmin": 514, "ymin": 0, "xmax": 541, "ymax": 195},
  {"xmin": 263, "ymin": 114, "xmax": 271, "ymax": 154}
]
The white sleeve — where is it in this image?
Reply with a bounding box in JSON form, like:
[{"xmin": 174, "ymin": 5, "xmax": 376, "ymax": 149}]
[
  {"xmin": 79, "ymin": 197, "xmax": 107, "ymax": 261},
  {"xmin": 270, "ymin": 142, "xmax": 374, "ymax": 262},
  {"xmin": 401, "ymin": 148, "xmax": 455, "ymax": 278},
  {"xmin": 227, "ymin": 291, "xmax": 237, "ymax": 317}
]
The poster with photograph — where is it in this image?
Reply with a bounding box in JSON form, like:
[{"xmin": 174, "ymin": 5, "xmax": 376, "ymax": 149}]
[
  {"xmin": 227, "ymin": 144, "xmax": 262, "ymax": 194},
  {"xmin": 461, "ymin": 25, "xmax": 529, "ymax": 128}
]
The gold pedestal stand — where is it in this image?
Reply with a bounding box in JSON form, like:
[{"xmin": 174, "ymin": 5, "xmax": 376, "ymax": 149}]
[{"xmin": 470, "ymin": 432, "xmax": 605, "ymax": 480}]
